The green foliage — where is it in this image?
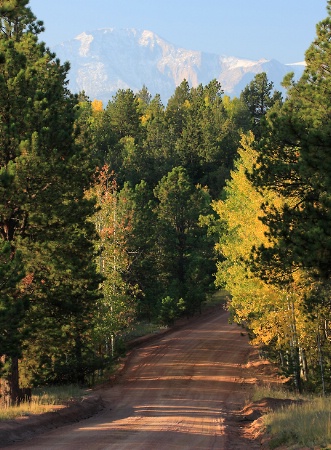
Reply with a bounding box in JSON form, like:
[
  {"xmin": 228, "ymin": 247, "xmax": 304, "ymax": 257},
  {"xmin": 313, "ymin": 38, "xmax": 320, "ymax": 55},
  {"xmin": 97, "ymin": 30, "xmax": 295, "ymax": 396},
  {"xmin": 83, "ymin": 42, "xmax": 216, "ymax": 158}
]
[
  {"xmin": 165, "ymin": 79, "xmax": 242, "ymax": 197},
  {"xmin": 87, "ymin": 166, "xmax": 137, "ymax": 357},
  {"xmin": 240, "ymin": 72, "xmax": 282, "ymax": 139},
  {"xmin": 106, "ymin": 88, "xmax": 143, "ymax": 141},
  {"xmin": 3, "ymin": 0, "xmax": 331, "ymax": 400},
  {"xmin": 119, "ymin": 180, "xmax": 159, "ymax": 320},
  {"xmin": 0, "ymin": 1, "xmax": 102, "ymax": 400},
  {"xmin": 153, "ymin": 166, "xmax": 214, "ymax": 316},
  {"xmin": 158, "ymin": 296, "xmax": 182, "ymax": 326},
  {"xmin": 250, "ymin": 9, "xmax": 331, "ymax": 281},
  {"xmin": 0, "ymin": 242, "xmax": 25, "ymax": 375}
]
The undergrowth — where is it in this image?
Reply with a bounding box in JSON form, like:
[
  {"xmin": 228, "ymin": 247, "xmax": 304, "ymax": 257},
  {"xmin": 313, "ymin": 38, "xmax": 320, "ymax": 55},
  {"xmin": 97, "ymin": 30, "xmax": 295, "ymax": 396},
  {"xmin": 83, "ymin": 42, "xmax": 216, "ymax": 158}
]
[
  {"xmin": 253, "ymin": 385, "xmax": 331, "ymax": 449},
  {"xmin": 252, "ymin": 383, "xmax": 306, "ymax": 402},
  {"xmin": 0, "ymin": 384, "xmax": 88, "ymax": 421}
]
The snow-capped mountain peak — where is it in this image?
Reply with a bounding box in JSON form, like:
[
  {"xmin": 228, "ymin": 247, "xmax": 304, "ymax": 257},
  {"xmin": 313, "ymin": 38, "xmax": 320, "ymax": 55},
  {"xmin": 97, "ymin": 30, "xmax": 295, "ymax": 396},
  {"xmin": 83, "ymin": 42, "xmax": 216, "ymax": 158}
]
[{"xmin": 54, "ymin": 28, "xmax": 304, "ymax": 104}]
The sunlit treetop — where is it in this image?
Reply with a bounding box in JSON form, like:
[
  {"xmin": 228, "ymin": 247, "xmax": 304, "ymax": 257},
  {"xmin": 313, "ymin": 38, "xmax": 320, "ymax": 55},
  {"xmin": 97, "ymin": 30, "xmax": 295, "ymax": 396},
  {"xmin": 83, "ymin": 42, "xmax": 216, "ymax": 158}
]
[{"xmin": 0, "ymin": 0, "xmax": 44, "ymax": 39}]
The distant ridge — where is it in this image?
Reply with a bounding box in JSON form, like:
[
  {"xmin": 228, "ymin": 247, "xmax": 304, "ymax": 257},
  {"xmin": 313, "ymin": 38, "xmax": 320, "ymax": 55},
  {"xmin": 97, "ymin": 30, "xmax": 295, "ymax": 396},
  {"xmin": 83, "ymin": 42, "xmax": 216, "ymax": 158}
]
[{"xmin": 53, "ymin": 28, "xmax": 305, "ymax": 105}]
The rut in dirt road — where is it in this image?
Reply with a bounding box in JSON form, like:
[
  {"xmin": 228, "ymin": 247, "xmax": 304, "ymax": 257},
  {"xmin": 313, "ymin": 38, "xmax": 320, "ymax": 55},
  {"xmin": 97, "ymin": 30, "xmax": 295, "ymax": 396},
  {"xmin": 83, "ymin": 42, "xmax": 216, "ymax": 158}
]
[{"xmin": 3, "ymin": 309, "xmax": 262, "ymax": 450}]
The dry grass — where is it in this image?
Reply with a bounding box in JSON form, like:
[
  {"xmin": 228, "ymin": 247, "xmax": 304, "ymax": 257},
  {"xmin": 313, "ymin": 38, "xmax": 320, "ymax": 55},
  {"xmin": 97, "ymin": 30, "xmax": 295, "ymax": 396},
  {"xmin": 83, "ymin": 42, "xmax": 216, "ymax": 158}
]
[
  {"xmin": 251, "ymin": 383, "xmax": 306, "ymax": 402},
  {"xmin": 0, "ymin": 385, "xmax": 87, "ymax": 421},
  {"xmin": 0, "ymin": 402, "xmax": 57, "ymax": 420},
  {"xmin": 261, "ymin": 391, "xmax": 331, "ymax": 449}
]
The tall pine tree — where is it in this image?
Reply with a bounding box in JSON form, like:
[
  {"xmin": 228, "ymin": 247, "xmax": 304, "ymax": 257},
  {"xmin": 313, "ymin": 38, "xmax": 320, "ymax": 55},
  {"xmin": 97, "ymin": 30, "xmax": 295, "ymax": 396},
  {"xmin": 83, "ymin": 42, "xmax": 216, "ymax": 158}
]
[
  {"xmin": 0, "ymin": 1, "xmax": 101, "ymax": 403},
  {"xmin": 251, "ymin": 2, "xmax": 331, "ymax": 281}
]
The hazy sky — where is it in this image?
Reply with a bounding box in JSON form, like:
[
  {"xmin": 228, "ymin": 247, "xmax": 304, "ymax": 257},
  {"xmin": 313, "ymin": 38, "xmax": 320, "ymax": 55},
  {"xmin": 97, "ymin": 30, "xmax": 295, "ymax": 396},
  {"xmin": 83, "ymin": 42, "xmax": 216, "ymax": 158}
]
[{"xmin": 29, "ymin": 0, "xmax": 327, "ymax": 63}]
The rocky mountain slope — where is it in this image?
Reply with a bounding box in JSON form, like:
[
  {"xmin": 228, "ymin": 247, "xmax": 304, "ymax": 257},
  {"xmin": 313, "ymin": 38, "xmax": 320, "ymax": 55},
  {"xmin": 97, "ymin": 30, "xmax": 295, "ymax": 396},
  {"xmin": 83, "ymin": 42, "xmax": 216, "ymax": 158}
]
[{"xmin": 53, "ymin": 28, "xmax": 305, "ymax": 105}]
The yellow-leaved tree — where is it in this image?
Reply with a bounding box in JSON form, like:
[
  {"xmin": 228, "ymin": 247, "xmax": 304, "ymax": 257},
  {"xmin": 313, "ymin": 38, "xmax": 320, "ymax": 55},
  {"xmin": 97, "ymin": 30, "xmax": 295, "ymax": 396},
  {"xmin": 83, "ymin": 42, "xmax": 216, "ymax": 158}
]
[{"xmin": 212, "ymin": 132, "xmax": 313, "ymax": 390}]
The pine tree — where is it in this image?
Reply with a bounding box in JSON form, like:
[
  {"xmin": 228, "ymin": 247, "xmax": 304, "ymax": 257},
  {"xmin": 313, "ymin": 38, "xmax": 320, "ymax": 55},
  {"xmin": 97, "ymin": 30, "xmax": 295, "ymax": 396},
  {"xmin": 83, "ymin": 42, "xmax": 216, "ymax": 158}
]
[
  {"xmin": 240, "ymin": 72, "xmax": 282, "ymax": 139},
  {"xmin": 251, "ymin": 2, "xmax": 331, "ymax": 280},
  {"xmin": 165, "ymin": 80, "xmax": 241, "ymax": 198},
  {"xmin": 0, "ymin": 1, "xmax": 101, "ymax": 402},
  {"xmin": 119, "ymin": 180, "xmax": 160, "ymax": 320},
  {"xmin": 153, "ymin": 166, "xmax": 213, "ymax": 315}
]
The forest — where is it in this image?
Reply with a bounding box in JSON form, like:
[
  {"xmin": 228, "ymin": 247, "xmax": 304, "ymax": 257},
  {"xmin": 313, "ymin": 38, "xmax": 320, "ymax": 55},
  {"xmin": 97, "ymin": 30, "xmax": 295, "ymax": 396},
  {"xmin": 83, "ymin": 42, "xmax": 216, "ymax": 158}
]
[{"xmin": 1, "ymin": 0, "xmax": 331, "ymax": 406}]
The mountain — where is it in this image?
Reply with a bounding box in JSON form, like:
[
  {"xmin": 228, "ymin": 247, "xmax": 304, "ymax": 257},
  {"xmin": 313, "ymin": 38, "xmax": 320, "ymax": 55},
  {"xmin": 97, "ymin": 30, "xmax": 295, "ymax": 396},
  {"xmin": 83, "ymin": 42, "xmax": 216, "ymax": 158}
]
[{"xmin": 53, "ymin": 28, "xmax": 305, "ymax": 105}]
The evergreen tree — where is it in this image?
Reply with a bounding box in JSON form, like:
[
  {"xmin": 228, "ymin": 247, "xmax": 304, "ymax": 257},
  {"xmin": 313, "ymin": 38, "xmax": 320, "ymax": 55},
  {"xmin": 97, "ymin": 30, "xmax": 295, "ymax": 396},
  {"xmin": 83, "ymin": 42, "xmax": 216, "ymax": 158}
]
[
  {"xmin": 165, "ymin": 79, "xmax": 190, "ymax": 138},
  {"xmin": 136, "ymin": 84, "xmax": 152, "ymax": 114},
  {"xmin": 153, "ymin": 167, "xmax": 213, "ymax": 315},
  {"xmin": 240, "ymin": 72, "xmax": 282, "ymax": 139},
  {"xmin": 105, "ymin": 88, "xmax": 149, "ymax": 185},
  {"xmin": 0, "ymin": 1, "xmax": 101, "ymax": 402},
  {"xmin": 120, "ymin": 180, "xmax": 160, "ymax": 320},
  {"xmin": 74, "ymin": 96, "xmax": 116, "ymax": 168},
  {"xmin": 165, "ymin": 80, "xmax": 242, "ymax": 197},
  {"xmin": 106, "ymin": 88, "xmax": 143, "ymax": 141},
  {"xmin": 251, "ymin": 2, "xmax": 331, "ymax": 281},
  {"xmin": 140, "ymin": 94, "xmax": 174, "ymax": 187}
]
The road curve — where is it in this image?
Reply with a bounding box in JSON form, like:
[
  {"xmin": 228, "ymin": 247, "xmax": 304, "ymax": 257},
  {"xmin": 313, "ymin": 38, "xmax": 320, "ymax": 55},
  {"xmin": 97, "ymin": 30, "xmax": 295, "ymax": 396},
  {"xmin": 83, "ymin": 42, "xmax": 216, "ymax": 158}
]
[{"xmin": 4, "ymin": 309, "xmax": 260, "ymax": 449}]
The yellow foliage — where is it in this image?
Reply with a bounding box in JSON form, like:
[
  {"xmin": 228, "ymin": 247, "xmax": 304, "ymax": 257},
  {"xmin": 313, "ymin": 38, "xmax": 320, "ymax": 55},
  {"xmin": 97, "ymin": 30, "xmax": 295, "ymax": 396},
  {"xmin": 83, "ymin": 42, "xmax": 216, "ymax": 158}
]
[
  {"xmin": 91, "ymin": 99, "xmax": 103, "ymax": 112},
  {"xmin": 213, "ymin": 131, "xmax": 311, "ymax": 349},
  {"xmin": 213, "ymin": 132, "xmax": 274, "ymax": 259},
  {"xmin": 140, "ymin": 112, "xmax": 151, "ymax": 125},
  {"xmin": 183, "ymin": 99, "xmax": 191, "ymax": 109},
  {"xmin": 221, "ymin": 95, "xmax": 230, "ymax": 109}
]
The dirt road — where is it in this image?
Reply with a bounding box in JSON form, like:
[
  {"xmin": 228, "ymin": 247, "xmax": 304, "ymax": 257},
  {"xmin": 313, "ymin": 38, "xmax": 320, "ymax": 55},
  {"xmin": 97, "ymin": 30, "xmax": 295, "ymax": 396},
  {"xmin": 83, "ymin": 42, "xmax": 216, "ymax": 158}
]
[{"xmin": 3, "ymin": 309, "xmax": 269, "ymax": 449}]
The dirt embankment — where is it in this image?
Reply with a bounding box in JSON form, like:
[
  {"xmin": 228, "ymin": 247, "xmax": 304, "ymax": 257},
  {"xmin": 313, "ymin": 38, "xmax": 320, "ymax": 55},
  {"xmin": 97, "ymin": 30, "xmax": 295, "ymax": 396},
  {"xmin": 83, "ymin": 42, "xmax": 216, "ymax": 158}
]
[{"xmin": 0, "ymin": 308, "xmax": 285, "ymax": 449}]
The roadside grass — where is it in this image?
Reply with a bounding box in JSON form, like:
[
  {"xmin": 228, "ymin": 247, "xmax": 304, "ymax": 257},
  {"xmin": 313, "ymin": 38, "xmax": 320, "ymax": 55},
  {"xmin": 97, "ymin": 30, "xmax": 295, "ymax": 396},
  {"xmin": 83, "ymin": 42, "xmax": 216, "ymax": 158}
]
[
  {"xmin": 265, "ymin": 396, "xmax": 331, "ymax": 449},
  {"xmin": 253, "ymin": 385, "xmax": 331, "ymax": 449},
  {"xmin": 33, "ymin": 384, "xmax": 87, "ymax": 404},
  {"xmin": 0, "ymin": 384, "xmax": 88, "ymax": 421},
  {"xmin": 251, "ymin": 383, "xmax": 306, "ymax": 402},
  {"xmin": 121, "ymin": 321, "xmax": 168, "ymax": 342},
  {"xmin": 205, "ymin": 289, "xmax": 229, "ymax": 308}
]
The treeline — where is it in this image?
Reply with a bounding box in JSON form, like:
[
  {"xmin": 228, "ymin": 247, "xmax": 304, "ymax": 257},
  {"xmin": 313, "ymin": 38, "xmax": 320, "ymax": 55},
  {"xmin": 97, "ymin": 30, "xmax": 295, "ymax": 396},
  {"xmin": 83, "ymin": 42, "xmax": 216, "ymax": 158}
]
[{"xmin": 1, "ymin": 0, "xmax": 331, "ymax": 405}]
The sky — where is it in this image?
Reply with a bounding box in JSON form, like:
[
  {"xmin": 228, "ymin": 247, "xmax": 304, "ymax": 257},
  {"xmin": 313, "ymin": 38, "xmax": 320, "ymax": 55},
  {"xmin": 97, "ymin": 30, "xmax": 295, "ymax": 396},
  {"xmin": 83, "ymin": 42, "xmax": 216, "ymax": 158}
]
[{"xmin": 28, "ymin": 0, "xmax": 328, "ymax": 64}]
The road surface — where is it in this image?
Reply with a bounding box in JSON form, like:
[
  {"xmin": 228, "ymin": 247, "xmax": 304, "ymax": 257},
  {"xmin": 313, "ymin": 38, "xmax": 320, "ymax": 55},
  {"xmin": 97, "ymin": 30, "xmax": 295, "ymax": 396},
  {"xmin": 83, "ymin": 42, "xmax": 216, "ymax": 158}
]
[{"xmin": 4, "ymin": 309, "xmax": 264, "ymax": 449}]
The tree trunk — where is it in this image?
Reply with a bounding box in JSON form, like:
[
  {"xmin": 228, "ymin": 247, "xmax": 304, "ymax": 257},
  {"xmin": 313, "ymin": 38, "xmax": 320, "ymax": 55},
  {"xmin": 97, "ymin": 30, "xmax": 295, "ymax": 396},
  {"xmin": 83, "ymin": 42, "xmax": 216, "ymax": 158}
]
[
  {"xmin": 288, "ymin": 299, "xmax": 302, "ymax": 393},
  {"xmin": 317, "ymin": 326, "xmax": 326, "ymax": 396},
  {"xmin": 299, "ymin": 347, "xmax": 308, "ymax": 382},
  {"xmin": 0, "ymin": 356, "xmax": 20, "ymax": 407}
]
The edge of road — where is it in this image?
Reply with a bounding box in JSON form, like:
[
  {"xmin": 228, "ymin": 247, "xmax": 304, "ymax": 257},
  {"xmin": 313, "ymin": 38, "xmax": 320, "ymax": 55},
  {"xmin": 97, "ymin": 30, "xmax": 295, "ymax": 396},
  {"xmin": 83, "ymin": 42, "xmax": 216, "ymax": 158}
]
[
  {"xmin": 0, "ymin": 303, "xmax": 226, "ymax": 448},
  {"xmin": 0, "ymin": 395, "xmax": 104, "ymax": 448},
  {"xmin": 93, "ymin": 303, "xmax": 226, "ymax": 390}
]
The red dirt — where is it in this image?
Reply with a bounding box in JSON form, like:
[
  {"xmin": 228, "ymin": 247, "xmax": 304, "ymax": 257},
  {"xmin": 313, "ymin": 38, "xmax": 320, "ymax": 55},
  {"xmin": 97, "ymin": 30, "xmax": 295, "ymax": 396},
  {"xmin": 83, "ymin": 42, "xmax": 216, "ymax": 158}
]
[{"xmin": 0, "ymin": 308, "xmax": 285, "ymax": 449}]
